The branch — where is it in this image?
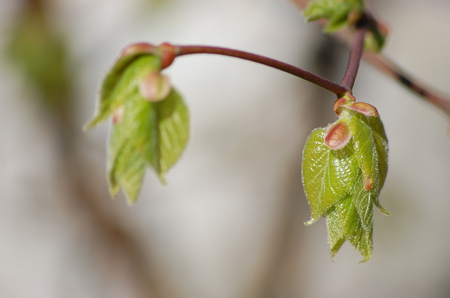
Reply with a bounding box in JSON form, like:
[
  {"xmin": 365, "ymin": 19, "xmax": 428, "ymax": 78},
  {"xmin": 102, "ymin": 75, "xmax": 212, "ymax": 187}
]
[
  {"xmin": 340, "ymin": 22, "xmax": 366, "ymax": 89},
  {"xmin": 175, "ymin": 45, "xmax": 349, "ymax": 96},
  {"xmin": 289, "ymin": 0, "xmax": 450, "ymax": 118},
  {"xmin": 363, "ymin": 53, "xmax": 450, "ymax": 118}
]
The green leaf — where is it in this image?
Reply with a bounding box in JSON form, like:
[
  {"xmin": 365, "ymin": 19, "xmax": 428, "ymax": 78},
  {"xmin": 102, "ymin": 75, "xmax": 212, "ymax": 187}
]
[
  {"xmin": 108, "ymin": 136, "xmax": 147, "ymax": 202},
  {"xmin": 367, "ymin": 116, "xmax": 388, "ymax": 189},
  {"xmin": 348, "ymin": 112, "xmax": 378, "ymax": 191},
  {"xmin": 85, "ymin": 50, "xmax": 190, "ymax": 203},
  {"xmin": 129, "ymin": 88, "xmax": 189, "ymax": 182},
  {"xmin": 6, "ymin": 6, "xmax": 71, "ymax": 110},
  {"xmin": 325, "ymin": 170, "xmax": 374, "ymax": 262},
  {"xmin": 302, "ymin": 128, "xmax": 360, "ymax": 224},
  {"xmin": 303, "ymin": 0, "xmax": 365, "ymax": 32},
  {"xmin": 364, "ymin": 21, "xmax": 389, "ymax": 53},
  {"xmin": 84, "ymin": 55, "xmax": 161, "ymax": 130},
  {"xmin": 367, "ymin": 116, "xmax": 390, "ymax": 214},
  {"xmin": 107, "ymin": 93, "xmax": 148, "ymax": 203},
  {"xmin": 327, "ymin": 194, "xmax": 369, "ymax": 261},
  {"xmin": 302, "ymin": 101, "xmax": 389, "ymax": 261},
  {"xmin": 107, "ymin": 88, "xmax": 189, "ymax": 203}
]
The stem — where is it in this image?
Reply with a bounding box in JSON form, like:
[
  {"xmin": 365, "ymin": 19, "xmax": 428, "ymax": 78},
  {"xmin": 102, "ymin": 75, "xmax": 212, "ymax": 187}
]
[
  {"xmin": 175, "ymin": 45, "xmax": 348, "ymax": 96},
  {"xmin": 289, "ymin": 0, "xmax": 450, "ymax": 118},
  {"xmin": 340, "ymin": 25, "xmax": 366, "ymax": 90}
]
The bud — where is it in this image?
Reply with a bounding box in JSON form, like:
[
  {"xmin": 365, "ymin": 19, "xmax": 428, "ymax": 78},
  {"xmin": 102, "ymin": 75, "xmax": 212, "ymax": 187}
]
[
  {"xmin": 364, "ymin": 176, "xmax": 374, "ymax": 191},
  {"xmin": 324, "ymin": 121, "xmax": 351, "ymax": 150},
  {"xmin": 333, "ymin": 94, "xmax": 356, "ymax": 117},
  {"xmin": 347, "ymin": 102, "xmax": 379, "ymax": 117},
  {"xmin": 120, "ymin": 43, "xmax": 157, "ymax": 59},
  {"xmin": 112, "ymin": 105, "xmax": 125, "ymax": 125},
  {"xmin": 158, "ymin": 43, "xmax": 177, "ymax": 70},
  {"xmin": 138, "ymin": 71, "xmax": 171, "ymax": 102},
  {"xmin": 333, "ymin": 94, "xmax": 378, "ymax": 118}
]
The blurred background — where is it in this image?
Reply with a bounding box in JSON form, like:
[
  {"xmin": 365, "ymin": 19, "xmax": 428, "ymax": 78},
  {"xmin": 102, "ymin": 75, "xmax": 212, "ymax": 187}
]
[{"xmin": 1, "ymin": 0, "xmax": 450, "ymax": 297}]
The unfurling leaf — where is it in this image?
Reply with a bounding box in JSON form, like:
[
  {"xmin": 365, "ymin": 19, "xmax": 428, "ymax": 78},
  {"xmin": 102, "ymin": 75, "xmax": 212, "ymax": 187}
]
[
  {"xmin": 364, "ymin": 20, "xmax": 389, "ymax": 53},
  {"xmin": 84, "ymin": 44, "xmax": 189, "ymax": 203},
  {"xmin": 303, "ymin": 0, "xmax": 365, "ymax": 32},
  {"xmin": 302, "ymin": 97, "xmax": 389, "ymax": 261}
]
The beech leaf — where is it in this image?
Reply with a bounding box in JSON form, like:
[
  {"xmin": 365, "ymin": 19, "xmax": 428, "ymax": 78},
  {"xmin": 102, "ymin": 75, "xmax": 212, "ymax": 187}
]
[
  {"xmin": 84, "ymin": 49, "xmax": 190, "ymax": 203},
  {"xmin": 84, "ymin": 55, "xmax": 161, "ymax": 130},
  {"xmin": 302, "ymin": 128, "xmax": 360, "ymax": 224},
  {"xmin": 303, "ymin": 0, "xmax": 365, "ymax": 32},
  {"xmin": 302, "ymin": 101, "xmax": 389, "ymax": 261},
  {"xmin": 106, "ymin": 87, "xmax": 189, "ymax": 203}
]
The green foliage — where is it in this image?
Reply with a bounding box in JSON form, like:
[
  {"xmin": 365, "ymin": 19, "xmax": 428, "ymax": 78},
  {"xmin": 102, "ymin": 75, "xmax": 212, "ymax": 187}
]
[
  {"xmin": 83, "ymin": 0, "xmax": 393, "ymax": 261},
  {"xmin": 85, "ymin": 52, "xmax": 189, "ymax": 203},
  {"xmin": 85, "ymin": 54, "xmax": 161, "ymax": 130},
  {"xmin": 302, "ymin": 99, "xmax": 389, "ymax": 261},
  {"xmin": 302, "ymin": 0, "xmax": 388, "ymax": 52},
  {"xmin": 6, "ymin": 5, "xmax": 70, "ymax": 110},
  {"xmin": 303, "ymin": 0, "xmax": 365, "ymax": 32},
  {"xmin": 364, "ymin": 21, "xmax": 388, "ymax": 53}
]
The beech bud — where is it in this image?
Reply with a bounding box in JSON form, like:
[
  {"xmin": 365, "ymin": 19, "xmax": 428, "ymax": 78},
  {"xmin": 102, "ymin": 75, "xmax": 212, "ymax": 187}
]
[
  {"xmin": 324, "ymin": 121, "xmax": 351, "ymax": 150},
  {"xmin": 347, "ymin": 102, "xmax": 379, "ymax": 117},
  {"xmin": 120, "ymin": 43, "xmax": 157, "ymax": 58},
  {"xmin": 139, "ymin": 71, "xmax": 171, "ymax": 102}
]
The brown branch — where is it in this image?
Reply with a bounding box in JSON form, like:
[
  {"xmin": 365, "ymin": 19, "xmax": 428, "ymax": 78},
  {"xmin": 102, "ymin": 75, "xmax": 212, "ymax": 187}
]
[
  {"xmin": 340, "ymin": 25, "xmax": 366, "ymax": 90},
  {"xmin": 363, "ymin": 53, "xmax": 450, "ymax": 118},
  {"xmin": 175, "ymin": 45, "xmax": 349, "ymax": 96},
  {"xmin": 289, "ymin": 0, "xmax": 450, "ymax": 118}
]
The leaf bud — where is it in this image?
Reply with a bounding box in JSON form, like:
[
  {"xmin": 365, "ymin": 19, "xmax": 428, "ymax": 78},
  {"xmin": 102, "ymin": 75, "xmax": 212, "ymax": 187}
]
[
  {"xmin": 158, "ymin": 43, "xmax": 177, "ymax": 69},
  {"xmin": 324, "ymin": 120, "xmax": 351, "ymax": 150},
  {"xmin": 138, "ymin": 71, "xmax": 171, "ymax": 102},
  {"xmin": 112, "ymin": 105, "xmax": 125, "ymax": 125},
  {"xmin": 333, "ymin": 94, "xmax": 356, "ymax": 117},
  {"xmin": 120, "ymin": 43, "xmax": 157, "ymax": 59},
  {"xmin": 347, "ymin": 102, "xmax": 379, "ymax": 117}
]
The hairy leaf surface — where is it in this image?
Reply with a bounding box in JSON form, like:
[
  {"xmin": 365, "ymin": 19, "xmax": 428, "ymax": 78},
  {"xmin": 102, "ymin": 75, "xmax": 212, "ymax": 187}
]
[
  {"xmin": 302, "ymin": 102, "xmax": 389, "ymax": 261},
  {"xmin": 302, "ymin": 128, "xmax": 359, "ymax": 224}
]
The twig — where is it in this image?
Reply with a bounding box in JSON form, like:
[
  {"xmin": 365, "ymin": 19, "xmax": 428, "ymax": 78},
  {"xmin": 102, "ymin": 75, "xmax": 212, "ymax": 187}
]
[
  {"xmin": 175, "ymin": 45, "xmax": 348, "ymax": 96},
  {"xmin": 340, "ymin": 24, "xmax": 366, "ymax": 90},
  {"xmin": 363, "ymin": 53, "xmax": 450, "ymax": 118},
  {"xmin": 289, "ymin": 0, "xmax": 450, "ymax": 117}
]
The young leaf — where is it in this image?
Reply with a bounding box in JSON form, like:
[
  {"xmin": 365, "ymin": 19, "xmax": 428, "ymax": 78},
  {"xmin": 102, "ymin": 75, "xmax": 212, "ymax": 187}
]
[
  {"xmin": 348, "ymin": 112, "xmax": 378, "ymax": 191},
  {"xmin": 85, "ymin": 47, "xmax": 190, "ymax": 203},
  {"xmin": 302, "ymin": 100, "xmax": 389, "ymax": 261},
  {"xmin": 108, "ymin": 136, "xmax": 147, "ymax": 202},
  {"xmin": 367, "ymin": 116, "xmax": 390, "ymax": 214},
  {"xmin": 326, "ymin": 190, "xmax": 374, "ymax": 262},
  {"xmin": 364, "ymin": 20, "xmax": 389, "ymax": 53},
  {"xmin": 107, "ymin": 87, "xmax": 189, "ymax": 202},
  {"xmin": 302, "ymin": 128, "xmax": 360, "ymax": 224},
  {"xmin": 303, "ymin": 0, "xmax": 365, "ymax": 32},
  {"xmin": 84, "ymin": 54, "xmax": 161, "ymax": 130},
  {"xmin": 129, "ymin": 88, "xmax": 189, "ymax": 183}
]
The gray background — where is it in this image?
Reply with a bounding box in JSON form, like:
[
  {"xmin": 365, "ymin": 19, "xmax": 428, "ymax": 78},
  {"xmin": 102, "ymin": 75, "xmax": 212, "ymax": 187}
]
[{"xmin": 1, "ymin": 0, "xmax": 450, "ymax": 297}]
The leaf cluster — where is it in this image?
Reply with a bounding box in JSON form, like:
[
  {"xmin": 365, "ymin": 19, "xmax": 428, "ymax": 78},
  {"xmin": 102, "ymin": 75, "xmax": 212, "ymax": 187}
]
[
  {"xmin": 85, "ymin": 49, "xmax": 189, "ymax": 203},
  {"xmin": 302, "ymin": 100, "xmax": 389, "ymax": 261},
  {"xmin": 303, "ymin": 0, "xmax": 387, "ymax": 52},
  {"xmin": 303, "ymin": 0, "xmax": 364, "ymax": 32}
]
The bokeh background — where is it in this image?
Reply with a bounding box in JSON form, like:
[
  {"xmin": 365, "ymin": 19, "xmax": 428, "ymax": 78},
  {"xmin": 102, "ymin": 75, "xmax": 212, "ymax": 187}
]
[{"xmin": 1, "ymin": 0, "xmax": 450, "ymax": 297}]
